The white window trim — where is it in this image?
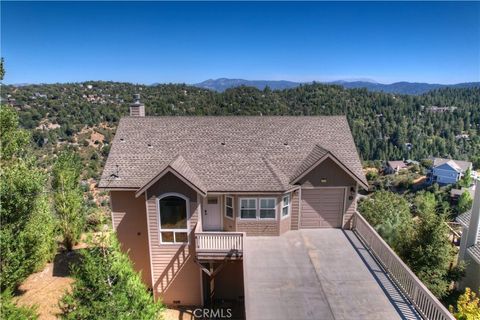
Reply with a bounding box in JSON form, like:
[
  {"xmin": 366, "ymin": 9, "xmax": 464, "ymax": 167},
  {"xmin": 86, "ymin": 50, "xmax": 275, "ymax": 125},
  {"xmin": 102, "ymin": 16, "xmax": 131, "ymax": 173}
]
[
  {"xmin": 238, "ymin": 197, "xmax": 277, "ymax": 220},
  {"xmin": 225, "ymin": 195, "xmax": 234, "ymax": 220},
  {"xmin": 259, "ymin": 197, "xmax": 277, "ymax": 220},
  {"xmin": 157, "ymin": 192, "xmax": 190, "ymax": 245},
  {"xmin": 239, "ymin": 197, "xmax": 258, "ymax": 220},
  {"xmin": 281, "ymin": 194, "xmax": 291, "ymax": 219}
]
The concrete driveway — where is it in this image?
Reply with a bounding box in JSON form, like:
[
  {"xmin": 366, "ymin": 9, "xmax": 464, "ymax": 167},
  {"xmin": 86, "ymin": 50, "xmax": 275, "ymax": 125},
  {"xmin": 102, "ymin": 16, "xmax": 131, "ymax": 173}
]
[{"xmin": 244, "ymin": 229, "xmax": 418, "ymax": 320}]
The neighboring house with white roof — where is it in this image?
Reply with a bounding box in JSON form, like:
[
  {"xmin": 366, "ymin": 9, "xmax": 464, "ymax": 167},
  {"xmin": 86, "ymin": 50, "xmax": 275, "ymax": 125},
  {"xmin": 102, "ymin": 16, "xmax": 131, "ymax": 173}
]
[
  {"xmin": 429, "ymin": 157, "xmax": 475, "ymax": 185},
  {"xmin": 456, "ymin": 179, "xmax": 480, "ymax": 291}
]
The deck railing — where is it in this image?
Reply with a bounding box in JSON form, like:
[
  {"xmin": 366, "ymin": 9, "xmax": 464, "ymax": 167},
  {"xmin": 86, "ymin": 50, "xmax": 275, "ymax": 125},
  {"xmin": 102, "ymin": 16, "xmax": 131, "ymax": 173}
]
[
  {"xmin": 353, "ymin": 211, "xmax": 455, "ymax": 320},
  {"xmin": 196, "ymin": 232, "xmax": 244, "ymax": 252}
]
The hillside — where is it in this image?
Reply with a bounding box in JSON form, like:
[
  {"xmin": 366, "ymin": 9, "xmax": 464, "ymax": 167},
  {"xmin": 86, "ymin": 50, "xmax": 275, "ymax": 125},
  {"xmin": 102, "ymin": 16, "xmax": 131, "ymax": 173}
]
[
  {"xmin": 193, "ymin": 78, "xmax": 480, "ymax": 95},
  {"xmin": 2, "ymin": 82, "xmax": 480, "ymax": 181}
]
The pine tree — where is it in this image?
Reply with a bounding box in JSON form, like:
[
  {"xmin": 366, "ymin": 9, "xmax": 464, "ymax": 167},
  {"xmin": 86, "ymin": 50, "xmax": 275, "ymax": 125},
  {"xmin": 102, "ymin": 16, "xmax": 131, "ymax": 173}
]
[{"xmin": 60, "ymin": 234, "xmax": 163, "ymax": 319}]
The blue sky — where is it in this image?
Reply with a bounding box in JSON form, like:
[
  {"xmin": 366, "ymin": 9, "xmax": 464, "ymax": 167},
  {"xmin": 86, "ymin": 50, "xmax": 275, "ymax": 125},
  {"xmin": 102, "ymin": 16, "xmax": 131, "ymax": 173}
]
[{"xmin": 1, "ymin": 1, "xmax": 479, "ymax": 84}]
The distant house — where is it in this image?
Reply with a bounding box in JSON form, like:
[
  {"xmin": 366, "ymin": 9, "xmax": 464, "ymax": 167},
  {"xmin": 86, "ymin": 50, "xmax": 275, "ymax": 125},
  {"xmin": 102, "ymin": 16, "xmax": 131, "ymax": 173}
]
[
  {"xmin": 429, "ymin": 158, "xmax": 476, "ymax": 185},
  {"xmin": 450, "ymin": 187, "xmax": 475, "ymax": 202},
  {"xmin": 385, "ymin": 160, "xmax": 408, "ymax": 174},
  {"xmin": 456, "ymin": 179, "xmax": 480, "ymax": 291}
]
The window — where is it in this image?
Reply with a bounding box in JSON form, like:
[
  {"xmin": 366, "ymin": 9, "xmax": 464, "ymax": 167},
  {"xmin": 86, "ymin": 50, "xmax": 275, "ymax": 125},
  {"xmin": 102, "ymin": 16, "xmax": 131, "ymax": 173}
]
[
  {"xmin": 225, "ymin": 196, "xmax": 234, "ymax": 219},
  {"xmin": 259, "ymin": 198, "xmax": 276, "ymax": 219},
  {"xmin": 240, "ymin": 198, "xmax": 257, "ymax": 219},
  {"xmin": 239, "ymin": 197, "xmax": 277, "ymax": 219},
  {"xmin": 282, "ymin": 194, "xmax": 290, "ymax": 218},
  {"xmin": 158, "ymin": 195, "xmax": 188, "ymax": 244}
]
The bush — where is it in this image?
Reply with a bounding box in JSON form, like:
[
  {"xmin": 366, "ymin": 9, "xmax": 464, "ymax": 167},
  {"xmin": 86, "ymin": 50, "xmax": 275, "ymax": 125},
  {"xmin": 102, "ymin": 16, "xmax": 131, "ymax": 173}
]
[
  {"xmin": 449, "ymin": 288, "xmax": 480, "ymax": 320},
  {"xmin": 0, "ymin": 291, "xmax": 38, "ymax": 320},
  {"xmin": 405, "ymin": 192, "xmax": 460, "ymax": 298},
  {"xmin": 60, "ymin": 234, "xmax": 163, "ymax": 319},
  {"xmin": 0, "ymin": 159, "xmax": 56, "ymax": 291},
  {"xmin": 458, "ymin": 191, "xmax": 473, "ymax": 214},
  {"xmin": 358, "ymin": 191, "xmax": 414, "ymax": 256},
  {"xmin": 53, "ymin": 151, "xmax": 86, "ymax": 251}
]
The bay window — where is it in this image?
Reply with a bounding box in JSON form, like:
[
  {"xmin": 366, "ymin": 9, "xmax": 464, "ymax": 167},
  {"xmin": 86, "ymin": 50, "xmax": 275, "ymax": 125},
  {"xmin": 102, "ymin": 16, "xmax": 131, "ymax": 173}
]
[
  {"xmin": 240, "ymin": 198, "xmax": 257, "ymax": 219},
  {"xmin": 282, "ymin": 194, "xmax": 290, "ymax": 218},
  {"xmin": 239, "ymin": 197, "xmax": 277, "ymax": 219},
  {"xmin": 260, "ymin": 198, "xmax": 276, "ymax": 219}
]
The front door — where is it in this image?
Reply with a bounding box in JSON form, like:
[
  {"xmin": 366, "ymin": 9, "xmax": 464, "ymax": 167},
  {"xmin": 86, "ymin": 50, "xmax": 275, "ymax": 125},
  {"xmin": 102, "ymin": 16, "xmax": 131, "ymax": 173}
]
[{"xmin": 203, "ymin": 196, "xmax": 222, "ymax": 231}]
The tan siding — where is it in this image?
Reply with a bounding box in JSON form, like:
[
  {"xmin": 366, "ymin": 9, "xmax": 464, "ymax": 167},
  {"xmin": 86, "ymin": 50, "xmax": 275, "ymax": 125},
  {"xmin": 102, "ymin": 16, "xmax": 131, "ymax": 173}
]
[
  {"xmin": 110, "ymin": 191, "xmax": 152, "ymax": 287},
  {"xmin": 146, "ymin": 172, "xmax": 201, "ymax": 306},
  {"xmin": 300, "ymin": 188, "xmax": 345, "ymax": 228},
  {"xmin": 299, "ymin": 157, "xmax": 356, "ymax": 187},
  {"xmin": 342, "ymin": 184, "xmax": 357, "ymax": 229},
  {"xmin": 290, "ymin": 190, "xmax": 300, "ymax": 230},
  {"xmin": 236, "ymin": 195, "xmax": 281, "ymax": 236},
  {"xmin": 279, "ymin": 215, "xmax": 291, "ymax": 235}
]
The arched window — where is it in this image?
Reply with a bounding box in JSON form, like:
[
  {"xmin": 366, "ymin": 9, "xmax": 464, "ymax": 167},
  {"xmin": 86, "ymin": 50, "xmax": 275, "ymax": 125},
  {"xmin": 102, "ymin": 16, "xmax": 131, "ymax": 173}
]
[{"xmin": 158, "ymin": 194, "xmax": 189, "ymax": 244}]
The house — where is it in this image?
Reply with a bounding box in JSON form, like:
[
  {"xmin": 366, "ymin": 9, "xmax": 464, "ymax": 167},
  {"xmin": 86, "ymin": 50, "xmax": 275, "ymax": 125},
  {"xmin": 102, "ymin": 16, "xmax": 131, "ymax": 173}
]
[
  {"xmin": 429, "ymin": 157, "xmax": 476, "ymax": 185},
  {"xmin": 384, "ymin": 160, "xmax": 408, "ymax": 174},
  {"xmin": 98, "ymin": 98, "xmax": 452, "ymax": 318},
  {"xmin": 456, "ymin": 179, "xmax": 480, "ymax": 292}
]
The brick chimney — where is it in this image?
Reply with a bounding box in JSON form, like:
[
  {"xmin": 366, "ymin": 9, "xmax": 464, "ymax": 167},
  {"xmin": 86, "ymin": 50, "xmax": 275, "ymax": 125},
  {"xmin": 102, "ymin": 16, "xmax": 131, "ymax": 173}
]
[{"xmin": 129, "ymin": 93, "xmax": 145, "ymax": 117}]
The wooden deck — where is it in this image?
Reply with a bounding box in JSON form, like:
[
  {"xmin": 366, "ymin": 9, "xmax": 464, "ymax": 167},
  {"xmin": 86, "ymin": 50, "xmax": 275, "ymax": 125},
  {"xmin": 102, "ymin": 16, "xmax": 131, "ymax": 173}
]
[{"xmin": 194, "ymin": 223, "xmax": 244, "ymax": 261}]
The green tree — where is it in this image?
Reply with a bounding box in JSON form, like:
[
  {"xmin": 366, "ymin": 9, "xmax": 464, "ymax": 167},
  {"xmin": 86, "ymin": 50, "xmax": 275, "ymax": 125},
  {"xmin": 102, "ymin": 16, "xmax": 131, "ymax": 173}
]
[
  {"xmin": 0, "ymin": 57, "xmax": 4, "ymax": 80},
  {"xmin": 0, "ymin": 106, "xmax": 56, "ymax": 291},
  {"xmin": 460, "ymin": 168, "xmax": 473, "ymax": 188},
  {"xmin": 358, "ymin": 191, "xmax": 414, "ymax": 256},
  {"xmin": 53, "ymin": 151, "xmax": 85, "ymax": 251},
  {"xmin": 449, "ymin": 288, "xmax": 480, "ymax": 320},
  {"xmin": 406, "ymin": 192, "xmax": 459, "ymax": 298},
  {"xmin": 458, "ymin": 191, "xmax": 473, "ymax": 214},
  {"xmin": 60, "ymin": 234, "xmax": 163, "ymax": 319}
]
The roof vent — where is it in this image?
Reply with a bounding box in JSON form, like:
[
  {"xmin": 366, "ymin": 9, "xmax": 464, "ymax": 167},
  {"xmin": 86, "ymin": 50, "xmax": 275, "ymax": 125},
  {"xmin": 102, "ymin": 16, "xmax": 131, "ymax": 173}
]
[
  {"xmin": 147, "ymin": 143, "xmax": 153, "ymax": 148},
  {"xmin": 221, "ymin": 138, "xmax": 226, "ymax": 146},
  {"xmin": 129, "ymin": 93, "xmax": 145, "ymax": 117},
  {"xmin": 120, "ymin": 138, "xmax": 125, "ymax": 142}
]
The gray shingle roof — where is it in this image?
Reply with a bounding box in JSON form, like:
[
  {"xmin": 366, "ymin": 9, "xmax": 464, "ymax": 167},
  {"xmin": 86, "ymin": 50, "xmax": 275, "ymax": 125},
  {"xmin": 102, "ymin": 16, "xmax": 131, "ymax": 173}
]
[
  {"xmin": 467, "ymin": 244, "xmax": 480, "ymax": 264},
  {"xmin": 99, "ymin": 116, "xmax": 367, "ymax": 192},
  {"xmin": 457, "ymin": 210, "xmax": 472, "ymax": 228},
  {"xmin": 432, "ymin": 158, "xmax": 472, "ymax": 172}
]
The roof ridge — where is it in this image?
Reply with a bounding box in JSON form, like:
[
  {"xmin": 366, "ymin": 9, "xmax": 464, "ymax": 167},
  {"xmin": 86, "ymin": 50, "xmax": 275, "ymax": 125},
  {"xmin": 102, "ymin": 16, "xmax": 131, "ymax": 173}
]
[
  {"xmin": 262, "ymin": 157, "xmax": 290, "ymax": 189},
  {"xmin": 290, "ymin": 144, "xmax": 330, "ymax": 182}
]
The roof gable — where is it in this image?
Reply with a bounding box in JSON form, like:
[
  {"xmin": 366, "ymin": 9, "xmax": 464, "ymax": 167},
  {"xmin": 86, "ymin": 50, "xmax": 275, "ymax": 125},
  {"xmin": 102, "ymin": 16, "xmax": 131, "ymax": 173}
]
[
  {"xmin": 433, "ymin": 158, "xmax": 471, "ymax": 172},
  {"xmin": 135, "ymin": 155, "xmax": 207, "ymax": 197},
  {"xmin": 435, "ymin": 161, "xmax": 461, "ymax": 173}
]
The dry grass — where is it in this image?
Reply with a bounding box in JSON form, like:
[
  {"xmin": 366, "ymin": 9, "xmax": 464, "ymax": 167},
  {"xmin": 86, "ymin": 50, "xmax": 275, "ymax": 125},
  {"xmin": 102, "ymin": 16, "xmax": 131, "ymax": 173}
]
[{"xmin": 14, "ymin": 251, "xmax": 78, "ymax": 319}]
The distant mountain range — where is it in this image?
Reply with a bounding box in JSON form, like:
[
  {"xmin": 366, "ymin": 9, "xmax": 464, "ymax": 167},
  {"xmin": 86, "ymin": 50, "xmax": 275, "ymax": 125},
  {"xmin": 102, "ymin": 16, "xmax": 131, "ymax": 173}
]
[{"xmin": 193, "ymin": 78, "xmax": 480, "ymax": 95}]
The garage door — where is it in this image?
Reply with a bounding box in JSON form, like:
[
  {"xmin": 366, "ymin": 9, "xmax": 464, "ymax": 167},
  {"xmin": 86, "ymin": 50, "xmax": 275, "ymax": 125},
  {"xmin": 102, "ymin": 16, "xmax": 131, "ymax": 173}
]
[{"xmin": 300, "ymin": 188, "xmax": 345, "ymax": 228}]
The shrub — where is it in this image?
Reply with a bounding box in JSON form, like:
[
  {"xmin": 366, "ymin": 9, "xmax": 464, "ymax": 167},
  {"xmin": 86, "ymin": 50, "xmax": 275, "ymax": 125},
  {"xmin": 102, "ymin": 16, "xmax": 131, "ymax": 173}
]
[
  {"xmin": 53, "ymin": 151, "xmax": 86, "ymax": 251},
  {"xmin": 0, "ymin": 139, "xmax": 56, "ymax": 291},
  {"xmin": 0, "ymin": 291, "xmax": 38, "ymax": 320},
  {"xmin": 405, "ymin": 192, "xmax": 460, "ymax": 298},
  {"xmin": 458, "ymin": 191, "xmax": 473, "ymax": 214},
  {"xmin": 449, "ymin": 288, "xmax": 480, "ymax": 320},
  {"xmin": 358, "ymin": 191, "xmax": 414, "ymax": 256},
  {"xmin": 60, "ymin": 234, "xmax": 163, "ymax": 319}
]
